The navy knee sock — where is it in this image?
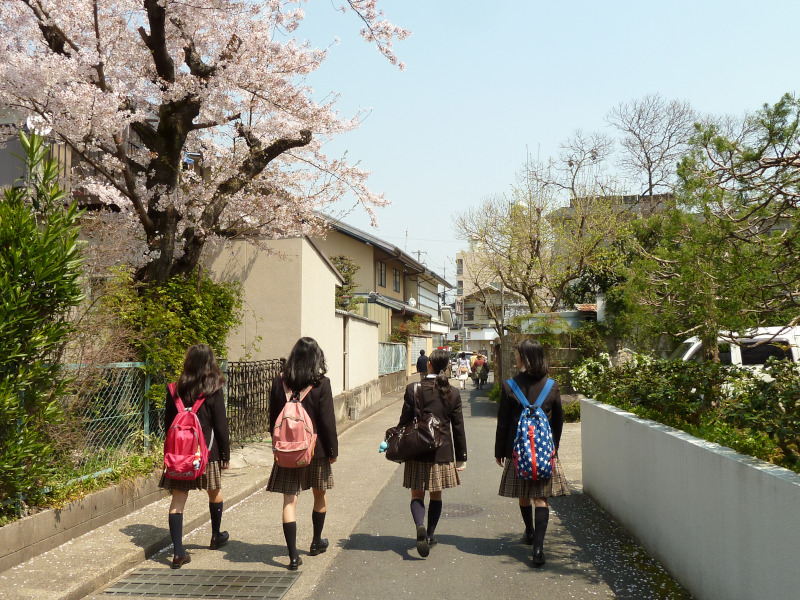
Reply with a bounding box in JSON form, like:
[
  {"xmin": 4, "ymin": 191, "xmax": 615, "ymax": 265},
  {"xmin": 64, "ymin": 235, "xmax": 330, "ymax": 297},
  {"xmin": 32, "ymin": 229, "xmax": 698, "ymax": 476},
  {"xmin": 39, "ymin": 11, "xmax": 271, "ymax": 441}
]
[
  {"xmin": 520, "ymin": 504, "xmax": 534, "ymax": 534},
  {"xmin": 169, "ymin": 513, "xmax": 185, "ymax": 557},
  {"xmin": 282, "ymin": 521, "xmax": 298, "ymax": 559},
  {"xmin": 209, "ymin": 501, "xmax": 223, "ymax": 537},
  {"xmin": 427, "ymin": 500, "xmax": 442, "ymax": 538},
  {"xmin": 410, "ymin": 498, "xmax": 425, "ymax": 527},
  {"xmin": 534, "ymin": 506, "xmax": 549, "ymax": 549},
  {"xmin": 312, "ymin": 510, "xmax": 326, "ymax": 543}
]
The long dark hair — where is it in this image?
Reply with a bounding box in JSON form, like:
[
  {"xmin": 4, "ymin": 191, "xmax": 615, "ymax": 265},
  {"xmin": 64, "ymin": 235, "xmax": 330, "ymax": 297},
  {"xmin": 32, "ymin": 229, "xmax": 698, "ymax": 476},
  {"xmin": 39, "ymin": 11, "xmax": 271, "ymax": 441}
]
[
  {"xmin": 428, "ymin": 348, "xmax": 453, "ymax": 407},
  {"xmin": 177, "ymin": 344, "xmax": 225, "ymax": 403},
  {"xmin": 283, "ymin": 337, "xmax": 327, "ymax": 393},
  {"xmin": 516, "ymin": 339, "xmax": 548, "ymax": 380}
]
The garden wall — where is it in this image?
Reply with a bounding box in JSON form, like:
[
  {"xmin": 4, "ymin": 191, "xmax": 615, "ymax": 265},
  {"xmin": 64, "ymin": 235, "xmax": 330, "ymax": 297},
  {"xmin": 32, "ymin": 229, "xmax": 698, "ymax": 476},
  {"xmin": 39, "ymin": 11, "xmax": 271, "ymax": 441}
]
[{"xmin": 581, "ymin": 399, "xmax": 800, "ymax": 600}]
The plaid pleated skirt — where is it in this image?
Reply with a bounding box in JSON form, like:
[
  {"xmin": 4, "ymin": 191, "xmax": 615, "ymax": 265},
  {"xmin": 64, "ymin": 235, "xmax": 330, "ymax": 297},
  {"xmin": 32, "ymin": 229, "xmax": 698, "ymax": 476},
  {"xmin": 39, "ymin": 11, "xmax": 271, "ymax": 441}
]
[
  {"xmin": 498, "ymin": 456, "xmax": 570, "ymax": 499},
  {"xmin": 403, "ymin": 460, "xmax": 461, "ymax": 492},
  {"xmin": 159, "ymin": 460, "xmax": 223, "ymax": 491},
  {"xmin": 266, "ymin": 455, "xmax": 334, "ymax": 495}
]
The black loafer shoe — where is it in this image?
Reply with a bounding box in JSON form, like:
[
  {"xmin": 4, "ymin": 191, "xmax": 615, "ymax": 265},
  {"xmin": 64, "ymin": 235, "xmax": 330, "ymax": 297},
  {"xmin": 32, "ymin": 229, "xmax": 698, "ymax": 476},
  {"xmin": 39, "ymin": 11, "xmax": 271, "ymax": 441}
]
[
  {"xmin": 532, "ymin": 547, "xmax": 545, "ymax": 567},
  {"xmin": 288, "ymin": 556, "xmax": 303, "ymax": 571},
  {"xmin": 309, "ymin": 538, "xmax": 329, "ymax": 556},
  {"xmin": 523, "ymin": 530, "xmax": 534, "ymax": 545},
  {"xmin": 416, "ymin": 524, "xmax": 429, "ymax": 558},
  {"xmin": 427, "ymin": 536, "xmax": 438, "ymax": 548},
  {"xmin": 171, "ymin": 554, "xmax": 191, "ymax": 569},
  {"xmin": 209, "ymin": 531, "xmax": 229, "ymax": 550}
]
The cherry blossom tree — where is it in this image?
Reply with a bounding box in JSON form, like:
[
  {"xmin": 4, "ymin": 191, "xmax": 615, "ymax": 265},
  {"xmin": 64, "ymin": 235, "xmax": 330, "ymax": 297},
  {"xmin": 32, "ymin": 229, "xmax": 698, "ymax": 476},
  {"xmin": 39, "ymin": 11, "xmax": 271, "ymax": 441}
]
[{"xmin": 0, "ymin": 0, "xmax": 409, "ymax": 284}]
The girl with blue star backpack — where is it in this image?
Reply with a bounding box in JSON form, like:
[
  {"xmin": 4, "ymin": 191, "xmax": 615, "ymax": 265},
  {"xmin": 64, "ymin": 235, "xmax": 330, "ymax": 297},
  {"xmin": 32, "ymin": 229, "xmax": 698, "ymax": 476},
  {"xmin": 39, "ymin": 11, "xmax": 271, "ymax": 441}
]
[{"xmin": 494, "ymin": 339, "xmax": 569, "ymax": 568}]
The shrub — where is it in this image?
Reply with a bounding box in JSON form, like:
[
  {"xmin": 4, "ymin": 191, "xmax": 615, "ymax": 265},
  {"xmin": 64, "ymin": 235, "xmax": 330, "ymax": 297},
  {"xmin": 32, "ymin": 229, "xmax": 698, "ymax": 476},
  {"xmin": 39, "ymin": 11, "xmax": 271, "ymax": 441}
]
[
  {"xmin": 571, "ymin": 355, "xmax": 799, "ymax": 472},
  {"xmin": 563, "ymin": 401, "xmax": 581, "ymax": 422},
  {"xmin": 0, "ymin": 133, "xmax": 85, "ymax": 511}
]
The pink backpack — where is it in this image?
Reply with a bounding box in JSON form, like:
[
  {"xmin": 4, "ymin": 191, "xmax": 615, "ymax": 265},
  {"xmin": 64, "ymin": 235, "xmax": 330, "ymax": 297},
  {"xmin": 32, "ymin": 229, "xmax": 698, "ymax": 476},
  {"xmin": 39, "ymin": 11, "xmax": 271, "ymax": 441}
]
[
  {"xmin": 163, "ymin": 382, "xmax": 213, "ymax": 480},
  {"xmin": 272, "ymin": 378, "xmax": 317, "ymax": 468}
]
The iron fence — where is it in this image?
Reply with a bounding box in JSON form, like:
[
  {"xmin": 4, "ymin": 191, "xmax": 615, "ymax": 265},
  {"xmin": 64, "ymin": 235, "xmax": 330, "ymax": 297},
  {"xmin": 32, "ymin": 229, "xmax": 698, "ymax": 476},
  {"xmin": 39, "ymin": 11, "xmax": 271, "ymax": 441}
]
[
  {"xmin": 226, "ymin": 359, "xmax": 282, "ymax": 443},
  {"xmin": 379, "ymin": 342, "xmax": 407, "ymax": 375},
  {"xmin": 50, "ymin": 359, "xmax": 278, "ymax": 487}
]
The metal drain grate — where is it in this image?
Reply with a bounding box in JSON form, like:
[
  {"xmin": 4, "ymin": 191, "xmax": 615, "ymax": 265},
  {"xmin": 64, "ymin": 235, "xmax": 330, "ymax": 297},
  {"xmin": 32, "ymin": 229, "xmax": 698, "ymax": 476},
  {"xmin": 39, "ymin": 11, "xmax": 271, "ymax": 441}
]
[
  {"xmin": 441, "ymin": 503, "xmax": 486, "ymax": 518},
  {"xmin": 104, "ymin": 569, "xmax": 300, "ymax": 599}
]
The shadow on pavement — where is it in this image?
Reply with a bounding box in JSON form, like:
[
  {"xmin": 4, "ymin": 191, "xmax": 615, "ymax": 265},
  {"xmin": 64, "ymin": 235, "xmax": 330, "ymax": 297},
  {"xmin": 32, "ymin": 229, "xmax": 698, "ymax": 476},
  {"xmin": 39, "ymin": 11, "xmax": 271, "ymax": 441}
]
[{"xmin": 551, "ymin": 493, "xmax": 694, "ymax": 599}]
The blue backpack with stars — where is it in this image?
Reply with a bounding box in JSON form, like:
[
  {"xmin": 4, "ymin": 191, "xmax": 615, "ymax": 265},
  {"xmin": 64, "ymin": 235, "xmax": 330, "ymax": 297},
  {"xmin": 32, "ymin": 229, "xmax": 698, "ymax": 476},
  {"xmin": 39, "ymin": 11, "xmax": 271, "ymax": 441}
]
[{"xmin": 508, "ymin": 377, "xmax": 555, "ymax": 481}]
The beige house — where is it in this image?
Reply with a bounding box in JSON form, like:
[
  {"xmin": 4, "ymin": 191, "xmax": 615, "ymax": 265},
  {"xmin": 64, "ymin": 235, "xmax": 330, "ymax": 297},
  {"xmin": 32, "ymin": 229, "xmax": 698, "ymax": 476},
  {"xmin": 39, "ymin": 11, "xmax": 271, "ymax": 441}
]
[
  {"xmin": 313, "ymin": 219, "xmax": 452, "ymax": 346},
  {"xmin": 204, "ymin": 236, "xmax": 379, "ymax": 400}
]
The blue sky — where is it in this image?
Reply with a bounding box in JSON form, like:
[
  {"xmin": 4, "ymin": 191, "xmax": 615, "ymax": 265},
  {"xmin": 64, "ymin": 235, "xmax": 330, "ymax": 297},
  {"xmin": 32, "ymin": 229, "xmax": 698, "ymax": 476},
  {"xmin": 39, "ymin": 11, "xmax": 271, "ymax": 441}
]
[{"xmin": 297, "ymin": 0, "xmax": 800, "ymax": 285}]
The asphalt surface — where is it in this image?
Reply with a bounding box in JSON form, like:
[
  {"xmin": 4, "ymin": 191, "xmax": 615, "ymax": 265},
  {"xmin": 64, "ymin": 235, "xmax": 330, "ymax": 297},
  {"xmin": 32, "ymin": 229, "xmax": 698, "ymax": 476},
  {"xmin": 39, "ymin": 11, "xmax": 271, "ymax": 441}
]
[{"xmin": 1, "ymin": 378, "xmax": 694, "ymax": 600}]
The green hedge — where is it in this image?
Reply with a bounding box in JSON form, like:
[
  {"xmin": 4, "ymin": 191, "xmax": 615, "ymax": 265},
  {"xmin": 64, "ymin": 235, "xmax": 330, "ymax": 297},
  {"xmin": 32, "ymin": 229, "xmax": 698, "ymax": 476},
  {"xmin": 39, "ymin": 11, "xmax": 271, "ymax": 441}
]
[{"xmin": 571, "ymin": 355, "xmax": 799, "ymax": 471}]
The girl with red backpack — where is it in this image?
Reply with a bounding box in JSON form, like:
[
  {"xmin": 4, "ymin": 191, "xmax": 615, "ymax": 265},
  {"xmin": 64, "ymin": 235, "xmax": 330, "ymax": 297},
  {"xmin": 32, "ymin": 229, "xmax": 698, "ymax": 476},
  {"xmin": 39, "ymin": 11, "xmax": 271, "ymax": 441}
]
[
  {"xmin": 267, "ymin": 337, "xmax": 339, "ymax": 571},
  {"xmin": 159, "ymin": 344, "xmax": 231, "ymax": 569}
]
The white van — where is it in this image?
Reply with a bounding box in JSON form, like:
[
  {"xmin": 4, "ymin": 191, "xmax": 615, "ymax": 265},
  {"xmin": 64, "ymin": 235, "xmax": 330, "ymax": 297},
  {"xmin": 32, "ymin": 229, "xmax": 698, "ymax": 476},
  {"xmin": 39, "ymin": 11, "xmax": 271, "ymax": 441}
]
[{"xmin": 670, "ymin": 326, "xmax": 800, "ymax": 368}]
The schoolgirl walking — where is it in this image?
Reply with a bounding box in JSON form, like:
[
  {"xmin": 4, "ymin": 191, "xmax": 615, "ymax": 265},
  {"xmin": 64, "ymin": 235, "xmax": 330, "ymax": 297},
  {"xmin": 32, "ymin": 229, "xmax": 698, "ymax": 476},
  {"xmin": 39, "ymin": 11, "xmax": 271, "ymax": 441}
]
[
  {"xmin": 266, "ymin": 337, "xmax": 338, "ymax": 570},
  {"xmin": 495, "ymin": 339, "xmax": 569, "ymax": 567},
  {"xmin": 159, "ymin": 344, "xmax": 231, "ymax": 569},
  {"xmin": 396, "ymin": 348, "xmax": 467, "ymax": 557}
]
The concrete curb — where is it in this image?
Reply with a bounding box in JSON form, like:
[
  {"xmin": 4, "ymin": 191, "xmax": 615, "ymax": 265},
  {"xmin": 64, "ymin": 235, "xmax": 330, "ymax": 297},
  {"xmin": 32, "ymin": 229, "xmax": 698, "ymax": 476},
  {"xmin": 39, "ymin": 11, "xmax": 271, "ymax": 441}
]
[{"xmin": 0, "ymin": 388, "xmax": 408, "ymax": 600}]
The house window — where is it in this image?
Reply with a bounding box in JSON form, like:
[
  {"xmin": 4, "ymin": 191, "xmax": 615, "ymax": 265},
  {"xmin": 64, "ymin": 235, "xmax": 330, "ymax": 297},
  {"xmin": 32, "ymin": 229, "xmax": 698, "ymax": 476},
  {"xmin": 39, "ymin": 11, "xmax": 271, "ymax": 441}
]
[
  {"xmin": 393, "ymin": 268, "xmax": 400, "ymax": 292},
  {"xmin": 456, "ymin": 258, "xmax": 463, "ymax": 275},
  {"xmin": 378, "ymin": 262, "xmax": 386, "ymax": 287},
  {"xmin": 465, "ymin": 309, "xmax": 474, "ymax": 321},
  {"xmin": 457, "ymin": 279, "xmax": 463, "ymax": 297}
]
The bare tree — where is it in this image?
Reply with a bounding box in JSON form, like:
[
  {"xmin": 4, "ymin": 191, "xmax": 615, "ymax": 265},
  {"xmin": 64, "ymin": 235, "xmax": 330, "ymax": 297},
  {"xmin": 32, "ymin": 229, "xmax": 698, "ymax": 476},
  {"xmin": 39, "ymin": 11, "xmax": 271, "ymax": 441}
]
[
  {"xmin": 454, "ymin": 153, "xmax": 628, "ymax": 318},
  {"xmin": 607, "ymin": 93, "xmax": 696, "ymax": 196}
]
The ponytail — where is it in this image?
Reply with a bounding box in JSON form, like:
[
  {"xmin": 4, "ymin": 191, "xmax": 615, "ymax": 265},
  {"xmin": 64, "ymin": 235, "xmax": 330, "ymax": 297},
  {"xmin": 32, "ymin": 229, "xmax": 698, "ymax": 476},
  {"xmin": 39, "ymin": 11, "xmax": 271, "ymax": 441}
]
[{"xmin": 428, "ymin": 349, "xmax": 453, "ymax": 409}]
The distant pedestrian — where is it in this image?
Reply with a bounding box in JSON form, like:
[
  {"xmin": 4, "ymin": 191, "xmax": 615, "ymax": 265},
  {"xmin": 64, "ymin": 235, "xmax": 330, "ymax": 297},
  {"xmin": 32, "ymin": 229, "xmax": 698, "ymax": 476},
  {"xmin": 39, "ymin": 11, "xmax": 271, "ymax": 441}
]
[
  {"xmin": 473, "ymin": 354, "xmax": 489, "ymax": 389},
  {"xmin": 160, "ymin": 344, "xmax": 231, "ymax": 569},
  {"xmin": 416, "ymin": 349, "xmax": 429, "ymax": 381},
  {"xmin": 396, "ymin": 348, "xmax": 467, "ymax": 557},
  {"xmin": 456, "ymin": 352, "xmax": 471, "ymax": 389},
  {"xmin": 495, "ymin": 339, "xmax": 569, "ymax": 567},
  {"xmin": 267, "ymin": 337, "xmax": 338, "ymax": 571}
]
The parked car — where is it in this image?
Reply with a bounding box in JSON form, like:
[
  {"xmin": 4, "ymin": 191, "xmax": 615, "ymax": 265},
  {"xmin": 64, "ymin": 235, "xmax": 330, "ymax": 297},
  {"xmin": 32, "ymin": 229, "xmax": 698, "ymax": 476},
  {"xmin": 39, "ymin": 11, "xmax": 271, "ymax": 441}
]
[{"xmin": 670, "ymin": 326, "xmax": 800, "ymax": 368}]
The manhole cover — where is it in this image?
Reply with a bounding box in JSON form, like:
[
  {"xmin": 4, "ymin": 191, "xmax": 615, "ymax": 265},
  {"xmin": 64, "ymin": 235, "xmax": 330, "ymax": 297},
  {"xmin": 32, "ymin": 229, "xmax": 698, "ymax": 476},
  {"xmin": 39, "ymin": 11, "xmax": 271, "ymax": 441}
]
[
  {"xmin": 441, "ymin": 503, "xmax": 485, "ymax": 518},
  {"xmin": 104, "ymin": 569, "xmax": 299, "ymax": 599}
]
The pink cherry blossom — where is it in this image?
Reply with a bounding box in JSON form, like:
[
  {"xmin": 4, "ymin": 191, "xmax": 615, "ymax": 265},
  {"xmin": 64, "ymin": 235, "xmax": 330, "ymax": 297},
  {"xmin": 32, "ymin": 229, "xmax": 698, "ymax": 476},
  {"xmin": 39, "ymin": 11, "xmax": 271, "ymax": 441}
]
[{"xmin": 0, "ymin": 0, "xmax": 406, "ymax": 284}]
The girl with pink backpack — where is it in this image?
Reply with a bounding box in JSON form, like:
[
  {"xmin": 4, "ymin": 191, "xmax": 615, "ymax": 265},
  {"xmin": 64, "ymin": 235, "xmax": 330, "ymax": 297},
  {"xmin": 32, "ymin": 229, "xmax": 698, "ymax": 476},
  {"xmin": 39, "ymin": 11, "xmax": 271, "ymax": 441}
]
[
  {"xmin": 266, "ymin": 337, "xmax": 339, "ymax": 571},
  {"xmin": 159, "ymin": 344, "xmax": 231, "ymax": 569}
]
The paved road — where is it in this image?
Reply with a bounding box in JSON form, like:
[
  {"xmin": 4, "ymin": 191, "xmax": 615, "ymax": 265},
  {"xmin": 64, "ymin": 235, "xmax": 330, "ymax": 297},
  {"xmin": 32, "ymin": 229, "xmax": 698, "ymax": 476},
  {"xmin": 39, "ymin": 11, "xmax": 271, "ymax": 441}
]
[
  {"xmin": 303, "ymin": 386, "xmax": 692, "ymax": 600},
  {"xmin": 82, "ymin": 381, "xmax": 692, "ymax": 600}
]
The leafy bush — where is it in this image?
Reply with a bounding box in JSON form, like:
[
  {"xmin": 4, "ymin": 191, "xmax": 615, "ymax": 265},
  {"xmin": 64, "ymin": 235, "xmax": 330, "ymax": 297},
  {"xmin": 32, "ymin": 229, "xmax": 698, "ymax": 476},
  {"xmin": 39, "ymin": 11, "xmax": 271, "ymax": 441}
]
[
  {"xmin": 717, "ymin": 358, "xmax": 800, "ymax": 468},
  {"xmin": 103, "ymin": 269, "xmax": 243, "ymax": 389},
  {"xmin": 487, "ymin": 383, "xmax": 501, "ymax": 403},
  {"xmin": 571, "ymin": 355, "xmax": 800, "ymax": 472},
  {"xmin": 563, "ymin": 401, "xmax": 581, "ymax": 422},
  {"xmin": 0, "ymin": 133, "xmax": 85, "ymax": 510}
]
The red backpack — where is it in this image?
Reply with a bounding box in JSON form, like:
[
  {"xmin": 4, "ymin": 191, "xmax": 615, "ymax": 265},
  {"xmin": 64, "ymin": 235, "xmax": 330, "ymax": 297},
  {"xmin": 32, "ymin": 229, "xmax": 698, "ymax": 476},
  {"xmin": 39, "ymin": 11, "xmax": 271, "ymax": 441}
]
[
  {"xmin": 163, "ymin": 382, "xmax": 213, "ymax": 480},
  {"xmin": 272, "ymin": 377, "xmax": 317, "ymax": 468}
]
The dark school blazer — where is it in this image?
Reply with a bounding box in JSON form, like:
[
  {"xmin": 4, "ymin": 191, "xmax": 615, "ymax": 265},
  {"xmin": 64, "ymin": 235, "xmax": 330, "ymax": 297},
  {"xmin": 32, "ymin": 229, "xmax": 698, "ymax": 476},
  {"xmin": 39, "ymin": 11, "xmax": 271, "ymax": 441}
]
[
  {"xmin": 494, "ymin": 372, "xmax": 564, "ymax": 459},
  {"xmin": 396, "ymin": 378, "xmax": 468, "ymax": 464},
  {"xmin": 269, "ymin": 375, "xmax": 338, "ymax": 459},
  {"xmin": 164, "ymin": 386, "xmax": 231, "ymax": 463}
]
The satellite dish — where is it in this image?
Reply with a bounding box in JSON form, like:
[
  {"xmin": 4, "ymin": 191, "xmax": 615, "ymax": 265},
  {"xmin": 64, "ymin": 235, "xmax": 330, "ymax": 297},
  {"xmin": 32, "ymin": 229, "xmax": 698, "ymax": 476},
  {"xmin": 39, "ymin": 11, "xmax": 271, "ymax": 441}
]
[{"xmin": 408, "ymin": 297, "xmax": 417, "ymax": 307}]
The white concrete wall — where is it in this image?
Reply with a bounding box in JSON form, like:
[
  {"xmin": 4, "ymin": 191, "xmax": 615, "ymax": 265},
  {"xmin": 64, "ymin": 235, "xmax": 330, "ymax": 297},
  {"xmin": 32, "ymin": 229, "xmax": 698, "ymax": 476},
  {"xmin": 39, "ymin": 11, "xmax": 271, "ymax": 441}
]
[
  {"xmin": 299, "ymin": 240, "xmax": 343, "ymax": 395},
  {"xmin": 581, "ymin": 399, "xmax": 800, "ymax": 600},
  {"xmin": 344, "ymin": 313, "xmax": 379, "ymax": 390}
]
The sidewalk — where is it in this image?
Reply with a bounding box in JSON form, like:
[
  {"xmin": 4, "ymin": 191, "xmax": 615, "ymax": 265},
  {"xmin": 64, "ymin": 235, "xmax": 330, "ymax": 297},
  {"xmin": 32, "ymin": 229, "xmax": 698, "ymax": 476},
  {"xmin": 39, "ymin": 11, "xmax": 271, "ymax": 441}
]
[{"xmin": 0, "ymin": 382, "xmax": 693, "ymax": 600}]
